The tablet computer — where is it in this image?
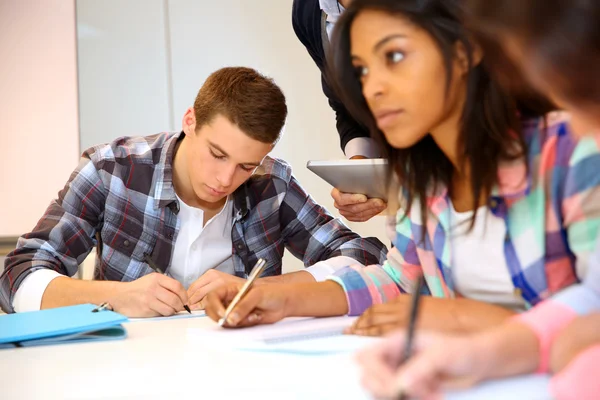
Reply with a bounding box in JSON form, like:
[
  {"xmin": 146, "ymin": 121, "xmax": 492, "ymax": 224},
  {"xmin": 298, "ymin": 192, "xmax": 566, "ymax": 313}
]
[{"xmin": 306, "ymin": 159, "xmax": 389, "ymax": 201}]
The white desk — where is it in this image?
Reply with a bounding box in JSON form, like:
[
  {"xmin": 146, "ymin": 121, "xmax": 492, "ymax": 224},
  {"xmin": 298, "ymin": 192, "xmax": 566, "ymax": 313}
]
[{"xmin": 0, "ymin": 316, "xmax": 552, "ymax": 399}]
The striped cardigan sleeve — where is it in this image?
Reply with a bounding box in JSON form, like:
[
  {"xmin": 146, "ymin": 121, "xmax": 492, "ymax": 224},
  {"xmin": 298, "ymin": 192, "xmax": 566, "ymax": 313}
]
[{"xmin": 328, "ymin": 213, "xmax": 423, "ymax": 315}]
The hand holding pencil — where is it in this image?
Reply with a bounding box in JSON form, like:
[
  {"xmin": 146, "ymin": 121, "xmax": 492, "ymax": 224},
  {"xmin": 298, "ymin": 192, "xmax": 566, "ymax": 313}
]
[
  {"xmin": 204, "ymin": 259, "xmax": 292, "ymax": 328},
  {"xmin": 144, "ymin": 254, "xmax": 191, "ymax": 314},
  {"xmin": 356, "ymin": 276, "xmax": 487, "ymax": 399}
]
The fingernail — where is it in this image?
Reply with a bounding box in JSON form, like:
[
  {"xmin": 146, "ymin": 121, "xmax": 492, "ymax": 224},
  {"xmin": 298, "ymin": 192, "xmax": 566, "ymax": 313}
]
[
  {"xmin": 395, "ymin": 377, "xmax": 408, "ymax": 398},
  {"xmin": 248, "ymin": 313, "xmax": 261, "ymax": 323},
  {"xmin": 217, "ymin": 309, "xmax": 224, "ymax": 318},
  {"xmin": 228, "ymin": 312, "xmax": 240, "ymax": 326},
  {"xmin": 396, "ymin": 386, "xmax": 406, "ymax": 400}
]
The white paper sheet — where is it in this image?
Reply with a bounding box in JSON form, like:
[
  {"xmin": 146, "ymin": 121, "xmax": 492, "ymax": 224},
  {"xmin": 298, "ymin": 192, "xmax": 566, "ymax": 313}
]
[
  {"xmin": 128, "ymin": 310, "xmax": 206, "ymax": 322},
  {"xmin": 186, "ymin": 315, "xmax": 375, "ymax": 354},
  {"xmin": 237, "ymin": 334, "xmax": 381, "ymax": 356}
]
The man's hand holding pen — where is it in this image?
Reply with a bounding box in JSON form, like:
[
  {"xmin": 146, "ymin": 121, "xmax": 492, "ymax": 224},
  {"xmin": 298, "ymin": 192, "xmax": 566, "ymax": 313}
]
[
  {"xmin": 187, "ymin": 269, "xmax": 246, "ymax": 310},
  {"xmin": 110, "ymin": 273, "xmax": 190, "ymax": 318}
]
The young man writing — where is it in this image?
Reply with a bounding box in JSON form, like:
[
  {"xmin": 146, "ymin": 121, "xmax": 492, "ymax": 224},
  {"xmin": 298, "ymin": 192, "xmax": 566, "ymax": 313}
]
[{"xmin": 0, "ymin": 67, "xmax": 386, "ymax": 317}]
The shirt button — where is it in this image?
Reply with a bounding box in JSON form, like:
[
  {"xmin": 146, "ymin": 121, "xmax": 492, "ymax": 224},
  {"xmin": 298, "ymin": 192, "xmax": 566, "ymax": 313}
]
[
  {"xmin": 236, "ymin": 244, "xmax": 244, "ymax": 250},
  {"xmin": 514, "ymin": 288, "xmax": 522, "ymax": 297},
  {"xmin": 192, "ymin": 244, "xmax": 198, "ymax": 251},
  {"xmin": 123, "ymin": 240, "xmax": 130, "ymax": 247},
  {"xmin": 489, "ymin": 199, "xmax": 498, "ymax": 209}
]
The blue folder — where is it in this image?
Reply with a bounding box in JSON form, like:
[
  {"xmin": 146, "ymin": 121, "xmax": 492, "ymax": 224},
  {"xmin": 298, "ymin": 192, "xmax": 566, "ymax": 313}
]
[{"xmin": 0, "ymin": 303, "xmax": 128, "ymax": 349}]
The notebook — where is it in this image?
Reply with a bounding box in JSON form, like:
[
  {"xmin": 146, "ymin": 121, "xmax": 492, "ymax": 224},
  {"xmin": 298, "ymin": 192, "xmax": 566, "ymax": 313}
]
[{"xmin": 0, "ymin": 303, "xmax": 128, "ymax": 349}]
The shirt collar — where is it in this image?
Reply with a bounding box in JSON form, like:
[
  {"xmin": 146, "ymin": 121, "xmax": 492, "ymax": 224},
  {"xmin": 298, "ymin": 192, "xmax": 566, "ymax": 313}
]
[
  {"xmin": 175, "ymin": 192, "xmax": 233, "ymax": 235},
  {"xmin": 492, "ymin": 156, "xmax": 530, "ymax": 200},
  {"xmin": 319, "ymin": 0, "xmax": 345, "ymax": 24},
  {"xmin": 151, "ymin": 131, "xmax": 185, "ymax": 210},
  {"xmin": 426, "ymin": 148, "xmax": 531, "ymax": 210},
  {"xmin": 425, "ymin": 115, "xmax": 565, "ymax": 218}
]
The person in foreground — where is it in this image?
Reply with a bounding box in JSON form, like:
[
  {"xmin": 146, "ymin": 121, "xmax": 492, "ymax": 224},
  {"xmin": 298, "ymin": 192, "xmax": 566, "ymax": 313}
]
[
  {"xmin": 356, "ymin": 1, "xmax": 600, "ymax": 399},
  {"xmin": 205, "ymin": 0, "xmax": 600, "ymax": 336},
  {"xmin": 0, "ymin": 67, "xmax": 387, "ymax": 317},
  {"xmin": 293, "ymin": 0, "xmax": 387, "ymax": 222}
]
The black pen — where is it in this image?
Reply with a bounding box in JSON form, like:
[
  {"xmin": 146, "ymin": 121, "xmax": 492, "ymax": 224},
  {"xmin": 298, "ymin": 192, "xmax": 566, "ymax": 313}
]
[
  {"xmin": 144, "ymin": 253, "xmax": 191, "ymax": 314},
  {"xmin": 398, "ymin": 274, "xmax": 425, "ymax": 400}
]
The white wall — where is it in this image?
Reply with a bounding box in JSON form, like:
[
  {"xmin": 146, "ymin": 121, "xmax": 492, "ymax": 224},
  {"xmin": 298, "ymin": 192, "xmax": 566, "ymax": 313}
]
[
  {"xmin": 76, "ymin": 0, "xmax": 173, "ymax": 150},
  {"xmin": 0, "ymin": 0, "xmax": 80, "ymax": 237},
  {"xmin": 76, "ymin": 0, "xmax": 390, "ymax": 272}
]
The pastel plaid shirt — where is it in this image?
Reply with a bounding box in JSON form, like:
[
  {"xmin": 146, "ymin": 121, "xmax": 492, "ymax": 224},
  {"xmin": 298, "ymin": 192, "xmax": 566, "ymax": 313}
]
[
  {"xmin": 0, "ymin": 131, "xmax": 387, "ymax": 313},
  {"xmin": 330, "ymin": 113, "xmax": 600, "ymax": 315}
]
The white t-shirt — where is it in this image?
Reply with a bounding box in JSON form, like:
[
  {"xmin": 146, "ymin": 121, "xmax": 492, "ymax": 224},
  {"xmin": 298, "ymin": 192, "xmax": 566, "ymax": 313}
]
[
  {"xmin": 449, "ymin": 203, "xmax": 526, "ymax": 312},
  {"xmin": 169, "ymin": 194, "xmax": 235, "ymax": 289}
]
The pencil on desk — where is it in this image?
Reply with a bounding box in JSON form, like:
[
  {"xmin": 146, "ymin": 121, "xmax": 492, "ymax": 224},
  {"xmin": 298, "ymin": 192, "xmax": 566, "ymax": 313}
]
[
  {"xmin": 397, "ymin": 274, "xmax": 425, "ymax": 400},
  {"xmin": 144, "ymin": 253, "xmax": 192, "ymax": 314}
]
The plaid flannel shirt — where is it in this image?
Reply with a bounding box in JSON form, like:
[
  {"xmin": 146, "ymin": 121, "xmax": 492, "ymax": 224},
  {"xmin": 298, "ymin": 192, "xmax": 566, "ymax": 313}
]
[
  {"xmin": 330, "ymin": 113, "xmax": 600, "ymax": 315},
  {"xmin": 0, "ymin": 131, "xmax": 387, "ymax": 313}
]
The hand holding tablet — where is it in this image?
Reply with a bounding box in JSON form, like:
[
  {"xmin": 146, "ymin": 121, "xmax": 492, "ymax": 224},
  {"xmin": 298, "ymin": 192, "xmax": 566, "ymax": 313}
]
[{"xmin": 307, "ymin": 159, "xmax": 390, "ymax": 222}]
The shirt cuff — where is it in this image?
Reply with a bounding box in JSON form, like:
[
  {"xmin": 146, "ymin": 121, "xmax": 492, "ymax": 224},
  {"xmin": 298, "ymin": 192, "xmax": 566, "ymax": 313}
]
[
  {"xmin": 512, "ymin": 300, "xmax": 578, "ymax": 373},
  {"xmin": 327, "ymin": 266, "xmax": 376, "ymax": 316},
  {"xmin": 12, "ymin": 269, "xmax": 64, "ymax": 312},
  {"xmin": 344, "ymin": 137, "xmax": 381, "ymax": 159},
  {"xmin": 306, "ymin": 256, "xmax": 364, "ymax": 282}
]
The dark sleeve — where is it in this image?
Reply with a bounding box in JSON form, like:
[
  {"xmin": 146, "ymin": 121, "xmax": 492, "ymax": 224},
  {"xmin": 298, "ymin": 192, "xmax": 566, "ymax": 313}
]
[{"xmin": 292, "ymin": 0, "xmax": 370, "ymax": 153}]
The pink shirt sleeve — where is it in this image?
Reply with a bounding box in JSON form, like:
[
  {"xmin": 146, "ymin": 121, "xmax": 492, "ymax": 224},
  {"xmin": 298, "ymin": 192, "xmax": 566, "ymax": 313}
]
[
  {"xmin": 514, "ymin": 283, "xmax": 600, "ymax": 372},
  {"xmin": 514, "ymin": 300, "xmax": 578, "ymax": 373},
  {"xmin": 550, "ymin": 345, "xmax": 600, "ymax": 400}
]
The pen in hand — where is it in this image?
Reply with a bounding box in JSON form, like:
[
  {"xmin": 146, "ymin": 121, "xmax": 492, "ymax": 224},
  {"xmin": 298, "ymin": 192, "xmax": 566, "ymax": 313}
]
[
  {"xmin": 397, "ymin": 274, "xmax": 425, "ymax": 400},
  {"xmin": 144, "ymin": 253, "xmax": 192, "ymax": 314},
  {"xmin": 218, "ymin": 258, "xmax": 266, "ymax": 327}
]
